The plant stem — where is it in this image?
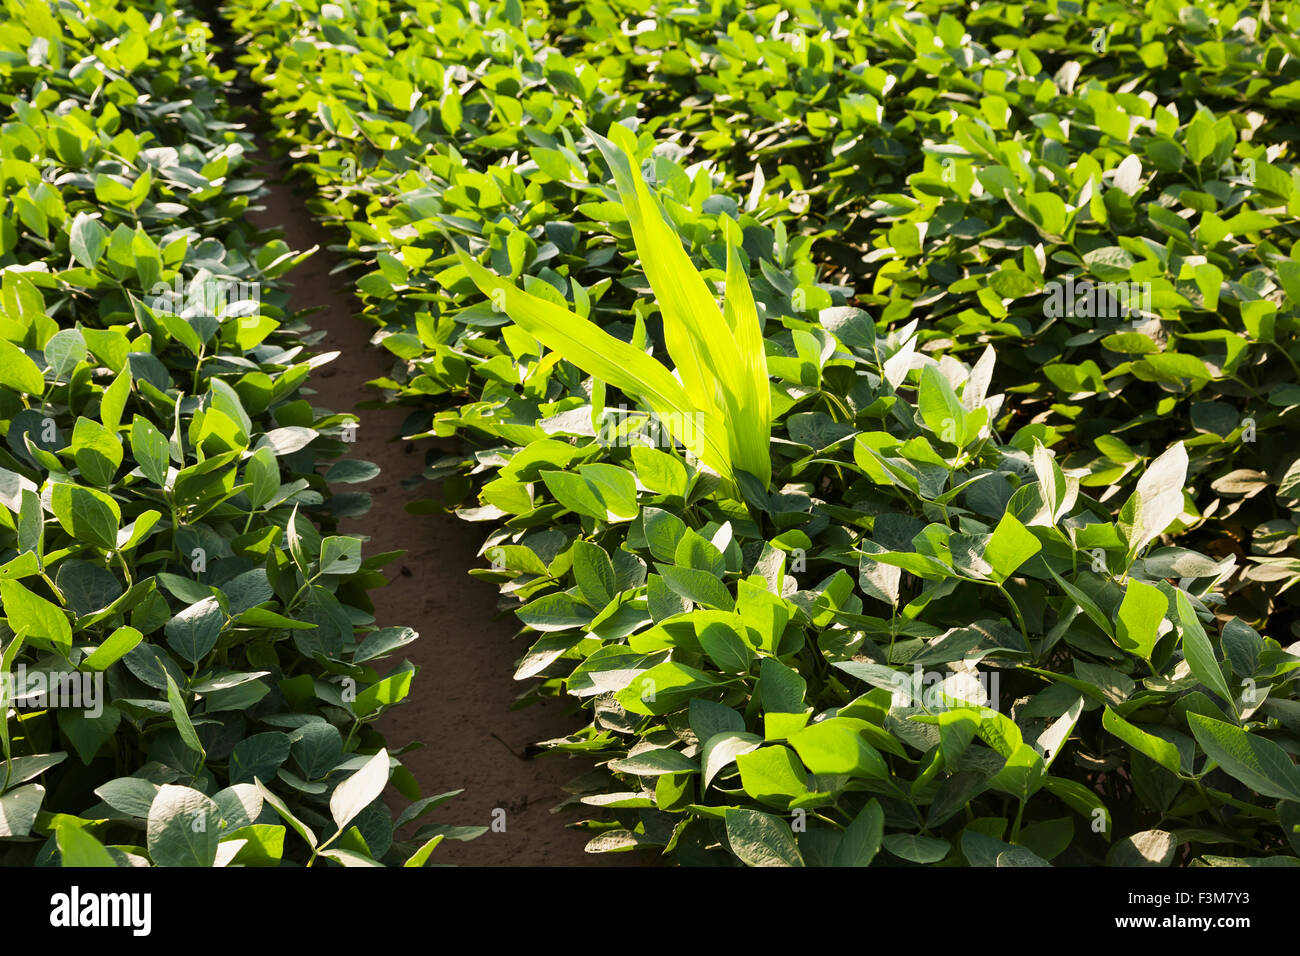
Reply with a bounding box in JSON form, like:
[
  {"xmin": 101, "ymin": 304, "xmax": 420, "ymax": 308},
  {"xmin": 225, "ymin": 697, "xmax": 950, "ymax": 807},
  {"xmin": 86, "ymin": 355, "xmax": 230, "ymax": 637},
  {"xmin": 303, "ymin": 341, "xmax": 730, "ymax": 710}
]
[
  {"xmin": 997, "ymin": 582, "xmax": 1032, "ymax": 652},
  {"xmin": 117, "ymin": 551, "xmax": 133, "ymax": 587},
  {"xmin": 40, "ymin": 571, "xmax": 67, "ymax": 606}
]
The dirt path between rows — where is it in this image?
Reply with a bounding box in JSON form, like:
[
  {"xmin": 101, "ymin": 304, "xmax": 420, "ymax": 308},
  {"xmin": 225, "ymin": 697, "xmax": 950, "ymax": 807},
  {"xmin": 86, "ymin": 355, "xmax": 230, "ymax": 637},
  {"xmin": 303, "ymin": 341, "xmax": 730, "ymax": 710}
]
[{"xmin": 244, "ymin": 162, "xmax": 611, "ymax": 866}]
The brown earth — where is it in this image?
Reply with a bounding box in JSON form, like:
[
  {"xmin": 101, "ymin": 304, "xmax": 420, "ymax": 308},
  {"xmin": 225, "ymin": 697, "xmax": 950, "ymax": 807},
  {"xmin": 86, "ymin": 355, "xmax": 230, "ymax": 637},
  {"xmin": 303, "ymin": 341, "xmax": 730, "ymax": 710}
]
[{"xmin": 245, "ymin": 159, "xmax": 617, "ymax": 866}]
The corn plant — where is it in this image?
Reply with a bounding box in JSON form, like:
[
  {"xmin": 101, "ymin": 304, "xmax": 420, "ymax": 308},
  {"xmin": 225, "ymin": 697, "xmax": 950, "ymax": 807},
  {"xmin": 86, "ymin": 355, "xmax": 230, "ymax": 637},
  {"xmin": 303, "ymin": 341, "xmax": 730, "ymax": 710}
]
[{"xmin": 451, "ymin": 124, "xmax": 772, "ymax": 492}]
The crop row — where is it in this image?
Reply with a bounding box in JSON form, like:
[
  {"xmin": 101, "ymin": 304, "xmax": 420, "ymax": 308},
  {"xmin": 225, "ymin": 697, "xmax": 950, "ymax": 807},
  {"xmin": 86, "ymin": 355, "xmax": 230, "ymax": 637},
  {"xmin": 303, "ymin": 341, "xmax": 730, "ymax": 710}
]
[
  {"xmin": 230, "ymin": 0, "xmax": 1300, "ymax": 622},
  {"xmin": 0, "ymin": 0, "xmax": 476, "ymax": 866},
  {"xmin": 223, "ymin": 0, "xmax": 1300, "ymax": 865}
]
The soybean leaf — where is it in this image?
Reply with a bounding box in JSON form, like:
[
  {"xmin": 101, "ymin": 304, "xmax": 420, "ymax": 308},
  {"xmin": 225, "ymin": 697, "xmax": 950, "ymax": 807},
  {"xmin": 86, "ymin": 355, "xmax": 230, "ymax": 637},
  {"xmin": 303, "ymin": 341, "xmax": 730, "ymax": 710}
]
[
  {"xmin": 1188, "ymin": 715, "xmax": 1300, "ymax": 802},
  {"xmin": 724, "ymin": 808, "xmax": 805, "ymax": 867},
  {"xmin": 330, "ymin": 748, "xmax": 390, "ymax": 832}
]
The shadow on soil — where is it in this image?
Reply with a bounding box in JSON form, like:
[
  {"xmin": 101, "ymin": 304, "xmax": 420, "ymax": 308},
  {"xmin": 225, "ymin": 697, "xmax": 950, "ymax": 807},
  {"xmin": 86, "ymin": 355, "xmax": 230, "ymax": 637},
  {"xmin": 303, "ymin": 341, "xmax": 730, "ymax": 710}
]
[{"xmin": 245, "ymin": 161, "xmax": 623, "ymax": 866}]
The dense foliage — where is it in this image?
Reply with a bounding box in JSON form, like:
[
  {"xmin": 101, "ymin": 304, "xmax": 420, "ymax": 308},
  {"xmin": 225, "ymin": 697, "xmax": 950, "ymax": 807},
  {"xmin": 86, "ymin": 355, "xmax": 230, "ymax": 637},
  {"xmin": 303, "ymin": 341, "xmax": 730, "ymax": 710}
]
[
  {"xmin": 0, "ymin": 0, "xmax": 478, "ymax": 866},
  {"xmin": 4, "ymin": 0, "xmax": 1299, "ymax": 868},
  {"xmin": 223, "ymin": 0, "xmax": 1300, "ymax": 867}
]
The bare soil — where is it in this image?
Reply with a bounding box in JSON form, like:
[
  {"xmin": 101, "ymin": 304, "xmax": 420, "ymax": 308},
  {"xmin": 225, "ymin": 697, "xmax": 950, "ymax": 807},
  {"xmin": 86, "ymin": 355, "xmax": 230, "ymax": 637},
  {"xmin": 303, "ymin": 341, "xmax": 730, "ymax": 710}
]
[{"xmin": 246, "ymin": 162, "xmax": 613, "ymax": 866}]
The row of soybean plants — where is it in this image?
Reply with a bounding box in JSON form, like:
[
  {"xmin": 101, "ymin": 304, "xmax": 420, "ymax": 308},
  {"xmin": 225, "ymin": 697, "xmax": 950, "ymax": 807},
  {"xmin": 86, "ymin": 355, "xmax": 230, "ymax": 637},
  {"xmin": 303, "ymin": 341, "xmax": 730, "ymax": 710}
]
[
  {"xmin": 559, "ymin": 0, "xmax": 1300, "ymax": 623},
  {"xmin": 0, "ymin": 0, "xmax": 477, "ymax": 866},
  {"xmin": 229, "ymin": 0, "xmax": 1300, "ymax": 867}
]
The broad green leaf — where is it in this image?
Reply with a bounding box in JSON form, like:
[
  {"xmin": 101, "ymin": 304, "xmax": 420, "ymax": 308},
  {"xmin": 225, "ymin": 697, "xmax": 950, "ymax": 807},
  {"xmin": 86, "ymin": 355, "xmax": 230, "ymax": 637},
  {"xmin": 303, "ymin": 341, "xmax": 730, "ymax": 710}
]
[
  {"xmin": 57, "ymin": 706, "xmax": 121, "ymax": 764},
  {"xmin": 918, "ymin": 365, "xmax": 969, "ymax": 446},
  {"xmin": 0, "ymin": 578, "xmax": 71, "ymax": 651},
  {"xmin": 351, "ymin": 668, "xmax": 414, "ymax": 716},
  {"xmin": 1106, "ymin": 829, "xmax": 1177, "ymax": 867},
  {"xmin": 99, "ymin": 367, "xmax": 131, "ymax": 433},
  {"xmin": 883, "ymin": 833, "xmax": 951, "ymax": 864},
  {"xmin": 130, "ymin": 415, "xmax": 171, "ymax": 487},
  {"xmin": 724, "ymin": 808, "xmax": 804, "ymax": 867},
  {"xmin": 833, "ymin": 799, "xmax": 885, "ymax": 866},
  {"xmin": 147, "ymin": 785, "xmax": 221, "ymax": 867},
  {"xmin": 69, "ymin": 212, "xmax": 109, "ymax": 268},
  {"xmin": 56, "ymin": 822, "xmax": 117, "ymax": 867},
  {"xmin": 631, "ymin": 445, "xmax": 688, "ymax": 497},
  {"xmin": 45, "ymin": 329, "xmax": 87, "ymax": 380},
  {"xmin": 0, "ymin": 783, "xmax": 44, "ymax": 837},
  {"xmin": 988, "ymin": 742, "xmax": 1046, "ymax": 801},
  {"xmin": 1188, "ymin": 714, "xmax": 1300, "ymax": 802},
  {"xmin": 1103, "ymin": 707, "xmax": 1182, "ymax": 775},
  {"xmin": 736, "ymin": 744, "xmax": 808, "ymax": 803},
  {"xmin": 789, "ymin": 718, "xmax": 889, "ymax": 778},
  {"xmin": 615, "ymin": 660, "xmax": 719, "ymax": 715},
  {"xmin": 1114, "ymin": 578, "xmax": 1167, "ymax": 661},
  {"xmin": 986, "ymin": 511, "xmax": 1041, "ymax": 582},
  {"xmin": 50, "ymin": 483, "xmax": 120, "ymax": 551},
  {"xmin": 164, "ymin": 596, "xmax": 225, "ymax": 663},
  {"xmin": 686, "ymin": 697, "xmax": 748, "ymax": 743},
  {"xmin": 1043, "ymin": 776, "xmax": 1112, "ymax": 839},
  {"xmin": 693, "ymin": 612, "xmax": 753, "ymax": 673},
  {"xmin": 759, "ymin": 656, "xmax": 807, "ymax": 714},
  {"xmin": 516, "ymin": 592, "xmax": 595, "ymax": 631},
  {"xmin": 997, "ymin": 846, "xmax": 1053, "ymax": 867},
  {"xmin": 244, "ymin": 445, "xmax": 279, "ymax": 508},
  {"xmin": 571, "ymin": 539, "xmax": 616, "ymax": 609},
  {"xmin": 1123, "ymin": 443, "xmax": 1188, "ymax": 556},
  {"xmin": 1031, "ymin": 439, "xmax": 1075, "ymax": 524},
  {"xmin": 1047, "ymin": 567, "xmax": 1114, "ymax": 637},
  {"xmin": 318, "ymin": 535, "xmax": 362, "ymax": 575},
  {"xmin": 656, "ymin": 563, "xmax": 734, "ymax": 610},
  {"xmin": 95, "ymin": 777, "xmax": 161, "ymax": 818},
  {"xmin": 330, "ymin": 748, "xmax": 390, "ymax": 832},
  {"xmin": 229, "ymin": 732, "xmax": 292, "ymax": 785},
  {"xmin": 608, "ymin": 748, "xmax": 699, "ymax": 776},
  {"xmin": 71, "ymin": 416, "xmax": 122, "ymax": 486},
  {"xmin": 404, "ymin": 834, "xmax": 445, "ymax": 867},
  {"xmin": 1035, "ymin": 696, "xmax": 1084, "ymax": 770},
  {"xmin": 212, "ymin": 784, "xmax": 262, "ymax": 831},
  {"xmin": 541, "ymin": 468, "xmax": 637, "ymax": 522},
  {"xmin": 222, "ymin": 824, "xmax": 286, "ymax": 866},
  {"xmin": 0, "ymin": 339, "xmax": 44, "ymax": 396},
  {"xmin": 701, "ymin": 731, "xmax": 762, "ymax": 788},
  {"xmin": 1175, "ymin": 592, "xmax": 1234, "ymax": 710}
]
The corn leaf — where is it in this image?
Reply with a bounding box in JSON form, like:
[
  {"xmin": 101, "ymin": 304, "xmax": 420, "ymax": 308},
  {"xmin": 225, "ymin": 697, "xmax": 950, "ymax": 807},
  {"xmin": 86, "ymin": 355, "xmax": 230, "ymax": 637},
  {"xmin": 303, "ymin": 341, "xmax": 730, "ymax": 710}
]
[{"xmin": 450, "ymin": 246, "xmax": 732, "ymax": 477}]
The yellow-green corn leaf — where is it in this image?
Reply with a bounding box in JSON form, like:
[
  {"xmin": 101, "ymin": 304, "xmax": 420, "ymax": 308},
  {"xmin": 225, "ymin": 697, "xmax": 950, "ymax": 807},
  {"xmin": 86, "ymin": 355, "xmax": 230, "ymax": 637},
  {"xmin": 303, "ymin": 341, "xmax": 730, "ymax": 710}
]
[
  {"xmin": 589, "ymin": 125, "xmax": 772, "ymax": 487},
  {"xmin": 451, "ymin": 246, "xmax": 731, "ymax": 477},
  {"xmin": 722, "ymin": 228, "xmax": 772, "ymax": 487},
  {"xmin": 589, "ymin": 125, "xmax": 729, "ymax": 420}
]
